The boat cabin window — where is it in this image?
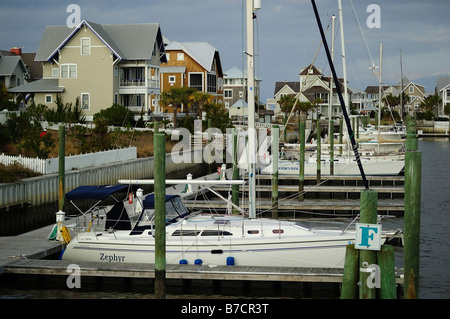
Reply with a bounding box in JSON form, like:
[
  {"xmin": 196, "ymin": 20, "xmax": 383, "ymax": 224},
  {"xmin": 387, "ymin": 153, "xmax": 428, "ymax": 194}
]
[
  {"xmin": 201, "ymin": 230, "xmax": 233, "ymax": 236},
  {"xmin": 171, "ymin": 230, "xmax": 200, "ymax": 236}
]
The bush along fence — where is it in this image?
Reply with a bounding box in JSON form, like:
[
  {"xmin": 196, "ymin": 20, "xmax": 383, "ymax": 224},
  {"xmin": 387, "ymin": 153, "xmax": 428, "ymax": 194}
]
[{"xmin": 0, "ymin": 147, "xmax": 137, "ymax": 175}]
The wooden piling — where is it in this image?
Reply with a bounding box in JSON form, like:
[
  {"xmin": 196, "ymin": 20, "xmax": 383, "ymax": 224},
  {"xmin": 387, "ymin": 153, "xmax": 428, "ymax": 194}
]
[
  {"xmin": 340, "ymin": 244, "xmax": 359, "ymax": 299},
  {"xmin": 298, "ymin": 116, "xmax": 306, "ymax": 201},
  {"xmin": 208, "ymin": 118, "xmax": 212, "ymax": 174},
  {"xmin": 316, "ymin": 116, "xmax": 321, "ymax": 184},
  {"xmin": 339, "ymin": 118, "xmax": 343, "ymax": 155},
  {"xmin": 359, "ymin": 189, "xmax": 378, "ymax": 299},
  {"xmin": 404, "ymin": 115, "xmax": 421, "ymax": 299},
  {"xmin": 378, "ymin": 244, "xmax": 397, "ymax": 299},
  {"xmin": 58, "ymin": 126, "xmax": 65, "ymax": 211},
  {"xmin": 154, "ymin": 133, "xmax": 166, "ymax": 299},
  {"xmin": 330, "ymin": 119, "xmax": 334, "ymax": 176},
  {"xmin": 272, "ymin": 125, "xmax": 279, "ymax": 218},
  {"xmin": 232, "ymin": 129, "xmax": 240, "ymax": 215}
]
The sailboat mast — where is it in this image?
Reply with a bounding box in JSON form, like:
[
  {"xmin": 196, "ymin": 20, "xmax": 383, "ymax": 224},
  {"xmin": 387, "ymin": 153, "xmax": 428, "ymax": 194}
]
[
  {"xmin": 246, "ymin": 0, "xmax": 260, "ymax": 219},
  {"xmin": 378, "ymin": 43, "xmax": 383, "ymax": 152},
  {"xmin": 338, "ymin": 0, "xmax": 349, "ymax": 114},
  {"xmin": 328, "ymin": 14, "xmax": 336, "ymax": 141}
]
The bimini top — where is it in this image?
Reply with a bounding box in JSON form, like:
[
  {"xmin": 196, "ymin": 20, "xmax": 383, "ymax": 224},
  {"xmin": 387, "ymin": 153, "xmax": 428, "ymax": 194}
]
[{"xmin": 65, "ymin": 185, "xmax": 128, "ymax": 201}]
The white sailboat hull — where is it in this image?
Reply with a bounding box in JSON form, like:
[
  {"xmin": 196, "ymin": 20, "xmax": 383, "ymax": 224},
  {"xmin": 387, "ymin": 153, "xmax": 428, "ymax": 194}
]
[
  {"xmin": 261, "ymin": 156, "xmax": 404, "ymax": 176},
  {"xmin": 62, "ymin": 215, "xmax": 362, "ymax": 268}
]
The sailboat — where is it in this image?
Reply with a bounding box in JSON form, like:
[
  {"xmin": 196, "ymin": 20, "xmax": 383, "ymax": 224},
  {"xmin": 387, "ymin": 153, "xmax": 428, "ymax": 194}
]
[{"xmin": 61, "ymin": 0, "xmax": 392, "ymax": 269}]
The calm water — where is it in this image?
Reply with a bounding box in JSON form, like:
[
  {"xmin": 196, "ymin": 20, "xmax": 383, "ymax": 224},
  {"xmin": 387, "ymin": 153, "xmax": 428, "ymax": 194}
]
[
  {"xmin": 416, "ymin": 139, "xmax": 450, "ymax": 298},
  {"xmin": 0, "ymin": 139, "xmax": 449, "ymax": 299}
]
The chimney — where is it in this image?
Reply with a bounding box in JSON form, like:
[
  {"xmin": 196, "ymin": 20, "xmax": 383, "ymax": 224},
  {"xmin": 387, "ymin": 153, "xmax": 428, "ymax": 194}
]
[{"xmin": 10, "ymin": 47, "xmax": 22, "ymax": 56}]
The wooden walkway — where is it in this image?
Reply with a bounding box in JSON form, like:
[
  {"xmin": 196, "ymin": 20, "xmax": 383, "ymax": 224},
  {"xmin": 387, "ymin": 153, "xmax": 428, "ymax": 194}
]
[{"xmin": 2, "ymin": 259, "xmax": 347, "ymax": 283}]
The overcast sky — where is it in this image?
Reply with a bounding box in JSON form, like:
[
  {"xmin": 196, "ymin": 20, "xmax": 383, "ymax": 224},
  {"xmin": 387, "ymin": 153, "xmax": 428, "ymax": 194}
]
[{"xmin": 1, "ymin": 0, "xmax": 449, "ymax": 102}]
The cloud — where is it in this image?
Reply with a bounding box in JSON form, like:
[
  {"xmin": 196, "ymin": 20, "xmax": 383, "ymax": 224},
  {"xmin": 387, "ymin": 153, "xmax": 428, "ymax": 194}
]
[{"xmin": 0, "ymin": 0, "xmax": 447, "ymax": 101}]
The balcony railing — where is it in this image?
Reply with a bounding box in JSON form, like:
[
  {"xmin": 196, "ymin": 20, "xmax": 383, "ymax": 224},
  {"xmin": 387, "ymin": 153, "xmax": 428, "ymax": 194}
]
[
  {"xmin": 120, "ymin": 79, "xmax": 160, "ymax": 87},
  {"xmin": 120, "ymin": 79, "xmax": 145, "ymax": 87}
]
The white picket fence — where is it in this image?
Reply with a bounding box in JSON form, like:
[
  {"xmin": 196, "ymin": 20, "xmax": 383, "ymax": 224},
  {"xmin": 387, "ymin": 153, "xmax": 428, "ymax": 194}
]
[
  {"xmin": 0, "ymin": 154, "xmax": 46, "ymax": 174},
  {"xmin": 1, "ymin": 147, "xmax": 137, "ymax": 175}
]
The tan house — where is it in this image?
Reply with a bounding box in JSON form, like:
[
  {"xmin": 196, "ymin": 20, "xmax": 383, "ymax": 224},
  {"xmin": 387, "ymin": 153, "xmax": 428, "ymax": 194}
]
[
  {"xmin": 160, "ymin": 41, "xmax": 223, "ymax": 114},
  {"xmin": 9, "ymin": 20, "xmax": 166, "ymax": 121},
  {"xmin": 268, "ymin": 64, "xmax": 350, "ymax": 119},
  {"xmin": 396, "ymin": 77, "xmax": 426, "ymax": 112}
]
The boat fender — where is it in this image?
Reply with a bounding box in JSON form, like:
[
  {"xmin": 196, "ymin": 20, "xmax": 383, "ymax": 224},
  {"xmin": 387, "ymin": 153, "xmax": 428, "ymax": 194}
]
[
  {"xmin": 179, "ymin": 259, "xmax": 188, "ymax": 264},
  {"xmin": 194, "ymin": 259, "xmax": 203, "ymax": 265},
  {"xmin": 226, "ymin": 256, "xmax": 235, "ymax": 266}
]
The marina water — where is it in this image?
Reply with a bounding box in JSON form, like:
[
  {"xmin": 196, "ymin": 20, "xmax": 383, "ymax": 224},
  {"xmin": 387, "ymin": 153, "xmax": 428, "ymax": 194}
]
[{"xmin": 0, "ymin": 139, "xmax": 449, "ymax": 299}]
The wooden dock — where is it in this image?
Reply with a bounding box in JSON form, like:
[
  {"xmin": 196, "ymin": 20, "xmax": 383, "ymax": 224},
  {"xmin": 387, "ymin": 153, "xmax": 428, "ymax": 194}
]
[{"xmin": 2, "ymin": 258, "xmax": 346, "ymax": 283}]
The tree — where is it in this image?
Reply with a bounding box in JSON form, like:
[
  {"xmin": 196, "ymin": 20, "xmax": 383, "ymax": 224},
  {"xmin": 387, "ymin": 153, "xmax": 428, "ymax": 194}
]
[
  {"xmin": 203, "ymin": 102, "xmax": 234, "ymax": 132},
  {"xmin": 93, "ymin": 103, "xmax": 133, "ymax": 127},
  {"xmin": 190, "ymin": 91, "xmax": 213, "ymax": 119},
  {"xmin": 419, "ymin": 94, "xmax": 440, "ymax": 113},
  {"xmin": 160, "ymin": 87, "xmax": 195, "ymax": 129},
  {"xmin": 279, "ymin": 95, "xmax": 297, "ymax": 116}
]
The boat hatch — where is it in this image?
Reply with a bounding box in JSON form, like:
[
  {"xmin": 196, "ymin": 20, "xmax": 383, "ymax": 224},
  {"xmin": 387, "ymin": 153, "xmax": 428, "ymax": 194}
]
[{"xmin": 130, "ymin": 195, "xmax": 191, "ymax": 235}]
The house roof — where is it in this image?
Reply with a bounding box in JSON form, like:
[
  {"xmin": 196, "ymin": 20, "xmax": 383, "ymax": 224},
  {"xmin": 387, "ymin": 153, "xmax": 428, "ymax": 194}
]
[
  {"xmin": 165, "ymin": 41, "xmax": 222, "ymax": 75},
  {"xmin": 224, "ymin": 66, "xmax": 244, "ymax": 79},
  {"xmin": 437, "ymin": 76, "xmax": 450, "ymax": 92},
  {"xmin": 231, "ymin": 99, "xmax": 248, "ymax": 108},
  {"xmin": 160, "ymin": 66, "xmax": 186, "ymax": 73},
  {"xmin": 274, "ymin": 82, "xmax": 300, "ymax": 95},
  {"xmin": 223, "ymin": 66, "xmax": 260, "ymax": 81},
  {"xmin": 0, "ymin": 55, "xmax": 27, "ymax": 76},
  {"xmin": 365, "ymin": 86, "xmax": 390, "ymax": 94},
  {"xmin": 299, "ymin": 64, "xmax": 323, "ymax": 76},
  {"xmin": 8, "ymin": 78, "xmax": 64, "ymax": 93},
  {"xmin": 35, "ymin": 20, "xmax": 166, "ymax": 62}
]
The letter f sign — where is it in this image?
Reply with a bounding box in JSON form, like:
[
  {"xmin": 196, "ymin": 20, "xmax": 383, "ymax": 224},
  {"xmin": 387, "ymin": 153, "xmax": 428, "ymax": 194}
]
[{"xmin": 355, "ymin": 223, "xmax": 382, "ymax": 251}]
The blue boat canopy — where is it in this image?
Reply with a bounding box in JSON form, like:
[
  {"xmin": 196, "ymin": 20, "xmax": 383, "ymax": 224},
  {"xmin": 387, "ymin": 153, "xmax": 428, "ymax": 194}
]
[{"xmin": 65, "ymin": 185, "xmax": 128, "ymax": 201}]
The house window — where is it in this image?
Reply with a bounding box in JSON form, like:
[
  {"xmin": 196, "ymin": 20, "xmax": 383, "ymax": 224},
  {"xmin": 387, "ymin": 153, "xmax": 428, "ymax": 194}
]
[
  {"xmin": 409, "ymin": 86, "xmax": 414, "ymax": 94},
  {"xmin": 177, "ymin": 53, "xmax": 184, "ymax": 61},
  {"xmin": 225, "ymin": 89, "xmax": 233, "ymax": 98},
  {"xmin": 45, "ymin": 95, "xmax": 52, "ymax": 103},
  {"xmin": 81, "ymin": 93, "xmax": 90, "ymax": 110},
  {"xmin": 61, "ymin": 64, "xmax": 77, "ymax": 79},
  {"xmin": 81, "ymin": 38, "xmax": 90, "ymax": 55},
  {"xmin": 207, "ymin": 73, "xmax": 217, "ymax": 93},
  {"xmin": 169, "ymin": 75, "xmax": 176, "ymax": 83},
  {"xmin": 314, "ymin": 93, "xmax": 328, "ymax": 104},
  {"xmin": 189, "ymin": 73, "xmax": 203, "ymax": 91},
  {"xmin": 52, "ymin": 68, "xmax": 59, "ymax": 77},
  {"xmin": 166, "ymin": 53, "xmax": 170, "ymax": 61}
]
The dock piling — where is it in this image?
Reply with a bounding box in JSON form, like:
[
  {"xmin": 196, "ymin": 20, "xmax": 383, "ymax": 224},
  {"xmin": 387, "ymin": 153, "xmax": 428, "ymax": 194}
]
[
  {"xmin": 272, "ymin": 125, "xmax": 279, "ymax": 218},
  {"xmin": 404, "ymin": 114, "xmax": 421, "ymax": 299},
  {"xmin": 378, "ymin": 244, "xmax": 397, "ymax": 299},
  {"xmin": 359, "ymin": 189, "xmax": 378, "ymax": 299},
  {"xmin": 298, "ymin": 115, "xmax": 306, "ymax": 201},
  {"xmin": 154, "ymin": 132, "xmax": 166, "ymax": 299},
  {"xmin": 58, "ymin": 125, "xmax": 65, "ymax": 211},
  {"xmin": 232, "ymin": 129, "xmax": 240, "ymax": 214}
]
